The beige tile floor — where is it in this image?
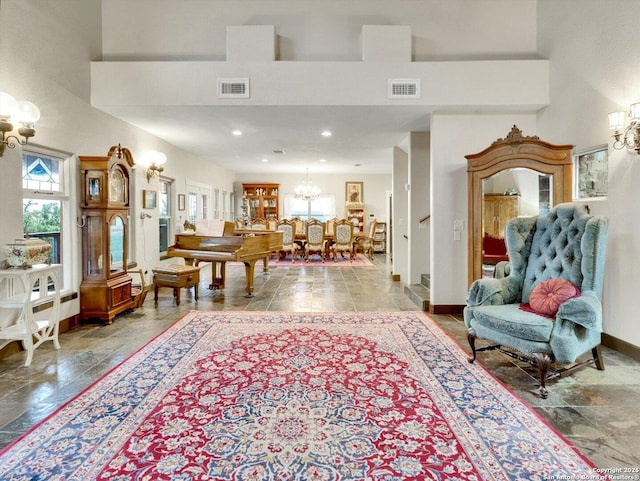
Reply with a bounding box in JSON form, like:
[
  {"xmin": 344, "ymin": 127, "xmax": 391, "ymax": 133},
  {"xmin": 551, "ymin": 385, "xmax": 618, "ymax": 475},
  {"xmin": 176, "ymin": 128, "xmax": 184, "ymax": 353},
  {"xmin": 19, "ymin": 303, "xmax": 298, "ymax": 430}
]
[{"xmin": 0, "ymin": 255, "xmax": 639, "ymax": 471}]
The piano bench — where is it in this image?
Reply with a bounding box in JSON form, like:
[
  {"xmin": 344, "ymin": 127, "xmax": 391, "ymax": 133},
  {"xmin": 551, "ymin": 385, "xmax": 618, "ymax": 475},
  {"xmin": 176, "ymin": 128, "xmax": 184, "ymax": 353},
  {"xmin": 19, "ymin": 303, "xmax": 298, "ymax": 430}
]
[{"xmin": 152, "ymin": 264, "xmax": 200, "ymax": 306}]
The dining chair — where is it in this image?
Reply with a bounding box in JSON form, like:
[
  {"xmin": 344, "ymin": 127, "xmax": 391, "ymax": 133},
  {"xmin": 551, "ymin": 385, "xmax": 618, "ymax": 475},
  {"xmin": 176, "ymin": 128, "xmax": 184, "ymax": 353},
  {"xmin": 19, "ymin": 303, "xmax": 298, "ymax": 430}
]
[
  {"xmin": 330, "ymin": 219, "xmax": 356, "ymax": 261},
  {"xmin": 305, "ymin": 219, "xmax": 326, "ymax": 262},
  {"xmin": 356, "ymin": 220, "xmax": 377, "ymax": 260},
  {"xmin": 276, "ymin": 219, "xmax": 298, "ymax": 261},
  {"xmin": 325, "ymin": 217, "xmax": 338, "ymax": 237}
]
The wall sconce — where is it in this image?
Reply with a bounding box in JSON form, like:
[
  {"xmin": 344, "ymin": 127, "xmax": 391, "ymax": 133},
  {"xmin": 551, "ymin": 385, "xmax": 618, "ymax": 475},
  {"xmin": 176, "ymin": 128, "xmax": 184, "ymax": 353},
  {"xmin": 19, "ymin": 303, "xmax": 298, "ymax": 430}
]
[
  {"xmin": 0, "ymin": 92, "xmax": 40, "ymax": 157},
  {"xmin": 140, "ymin": 150, "xmax": 167, "ymax": 182},
  {"xmin": 608, "ymin": 104, "xmax": 640, "ymax": 154}
]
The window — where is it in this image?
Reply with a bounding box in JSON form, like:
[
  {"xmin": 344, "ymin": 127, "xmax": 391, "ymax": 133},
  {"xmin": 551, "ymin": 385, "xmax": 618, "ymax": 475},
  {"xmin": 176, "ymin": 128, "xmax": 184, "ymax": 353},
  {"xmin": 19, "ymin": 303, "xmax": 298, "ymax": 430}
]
[
  {"xmin": 222, "ymin": 191, "xmax": 228, "ymax": 220},
  {"xmin": 22, "ymin": 147, "xmax": 70, "ymax": 288},
  {"xmin": 214, "ymin": 189, "xmax": 220, "ymax": 218},
  {"xmin": 202, "ymin": 194, "xmax": 209, "ymax": 219},
  {"xmin": 159, "ymin": 179, "xmax": 172, "ymax": 255},
  {"xmin": 188, "ymin": 192, "xmax": 197, "ymax": 222},
  {"xmin": 186, "ymin": 181, "xmax": 212, "ymax": 225},
  {"xmin": 538, "ymin": 174, "xmax": 551, "ymax": 214},
  {"xmin": 283, "ymin": 194, "xmax": 336, "ymax": 221}
]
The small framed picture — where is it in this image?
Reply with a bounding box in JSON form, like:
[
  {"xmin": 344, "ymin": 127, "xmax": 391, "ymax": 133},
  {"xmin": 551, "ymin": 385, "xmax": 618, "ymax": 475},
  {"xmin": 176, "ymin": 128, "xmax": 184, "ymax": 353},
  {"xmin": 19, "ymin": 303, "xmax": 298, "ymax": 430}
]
[
  {"xmin": 178, "ymin": 194, "xmax": 186, "ymax": 211},
  {"xmin": 573, "ymin": 145, "xmax": 608, "ymax": 199},
  {"xmin": 346, "ymin": 181, "xmax": 363, "ymax": 203},
  {"xmin": 143, "ymin": 189, "xmax": 157, "ymax": 209}
]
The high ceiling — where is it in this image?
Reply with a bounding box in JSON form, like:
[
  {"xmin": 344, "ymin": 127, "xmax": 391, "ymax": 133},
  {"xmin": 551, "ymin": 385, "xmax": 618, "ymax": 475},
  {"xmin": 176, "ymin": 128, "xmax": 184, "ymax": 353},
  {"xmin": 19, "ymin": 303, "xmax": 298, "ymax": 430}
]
[{"xmin": 101, "ymin": 105, "xmax": 432, "ymax": 175}]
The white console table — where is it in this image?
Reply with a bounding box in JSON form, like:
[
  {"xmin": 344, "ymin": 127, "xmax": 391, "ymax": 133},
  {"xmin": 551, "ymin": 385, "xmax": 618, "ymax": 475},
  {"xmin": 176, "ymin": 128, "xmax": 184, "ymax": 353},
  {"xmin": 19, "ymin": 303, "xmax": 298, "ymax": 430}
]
[{"xmin": 0, "ymin": 264, "xmax": 62, "ymax": 366}]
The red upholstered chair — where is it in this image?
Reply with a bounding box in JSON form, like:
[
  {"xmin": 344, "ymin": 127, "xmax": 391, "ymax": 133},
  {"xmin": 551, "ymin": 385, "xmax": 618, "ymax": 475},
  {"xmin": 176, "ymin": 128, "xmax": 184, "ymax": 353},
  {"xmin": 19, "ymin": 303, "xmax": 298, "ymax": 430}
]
[{"xmin": 482, "ymin": 234, "xmax": 509, "ymax": 265}]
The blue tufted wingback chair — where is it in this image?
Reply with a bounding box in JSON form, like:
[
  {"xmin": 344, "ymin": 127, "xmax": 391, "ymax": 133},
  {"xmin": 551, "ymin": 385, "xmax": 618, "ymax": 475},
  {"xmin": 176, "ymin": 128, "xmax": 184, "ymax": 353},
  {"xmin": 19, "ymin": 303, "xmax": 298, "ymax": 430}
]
[{"xmin": 464, "ymin": 203, "xmax": 608, "ymax": 398}]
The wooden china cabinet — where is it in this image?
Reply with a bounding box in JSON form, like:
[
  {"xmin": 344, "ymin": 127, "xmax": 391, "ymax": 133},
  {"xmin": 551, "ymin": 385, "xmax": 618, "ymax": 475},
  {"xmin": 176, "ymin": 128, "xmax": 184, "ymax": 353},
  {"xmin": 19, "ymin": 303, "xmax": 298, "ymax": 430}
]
[
  {"xmin": 79, "ymin": 145, "xmax": 135, "ymax": 324},
  {"xmin": 242, "ymin": 183, "xmax": 279, "ymax": 219}
]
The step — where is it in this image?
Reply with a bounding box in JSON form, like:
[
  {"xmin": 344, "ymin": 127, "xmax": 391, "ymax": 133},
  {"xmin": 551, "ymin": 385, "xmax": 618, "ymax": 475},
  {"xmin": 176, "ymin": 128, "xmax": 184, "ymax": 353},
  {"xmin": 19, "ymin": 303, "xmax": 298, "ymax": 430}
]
[
  {"xmin": 404, "ymin": 283, "xmax": 430, "ymax": 311},
  {"xmin": 421, "ymin": 273, "xmax": 430, "ymax": 289}
]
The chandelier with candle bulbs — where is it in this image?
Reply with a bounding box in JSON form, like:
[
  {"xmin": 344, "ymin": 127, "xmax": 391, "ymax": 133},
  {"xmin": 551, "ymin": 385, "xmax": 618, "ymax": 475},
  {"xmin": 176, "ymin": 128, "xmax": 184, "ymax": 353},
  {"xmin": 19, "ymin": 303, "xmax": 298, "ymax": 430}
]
[
  {"xmin": 294, "ymin": 168, "xmax": 321, "ymax": 201},
  {"xmin": 608, "ymin": 104, "xmax": 640, "ymax": 154}
]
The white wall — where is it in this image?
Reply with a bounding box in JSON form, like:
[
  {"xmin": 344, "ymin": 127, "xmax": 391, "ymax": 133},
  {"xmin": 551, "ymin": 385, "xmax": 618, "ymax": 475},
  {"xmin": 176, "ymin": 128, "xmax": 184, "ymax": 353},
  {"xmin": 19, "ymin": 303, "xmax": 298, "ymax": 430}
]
[
  {"xmin": 430, "ymin": 113, "xmax": 537, "ymax": 306},
  {"xmin": 392, "ymin": 147, "xmax": 409, "ymax": 282},
  {"xmin": 101, "ymin": 0, "xmax": 537, "ymax": 62},
  {"xmin": 408, "ymin": 132, "xmax": 430, "ymax": 284},
  {"xmin": 536, "ymin": 0, "xmax": 640, "ymax": 347}
]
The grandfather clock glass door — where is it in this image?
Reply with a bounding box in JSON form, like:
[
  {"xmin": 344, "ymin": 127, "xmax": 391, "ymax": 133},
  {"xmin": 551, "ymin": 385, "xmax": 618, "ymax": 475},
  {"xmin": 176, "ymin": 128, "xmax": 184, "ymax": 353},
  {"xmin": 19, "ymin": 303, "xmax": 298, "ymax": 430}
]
[
  {"xmin": 86, "ymin": 216, "xmax": 104, "ymax": 278},
  {"xmin": 109, "ymin": 215, "xmax": 125, "ymax": 275}
]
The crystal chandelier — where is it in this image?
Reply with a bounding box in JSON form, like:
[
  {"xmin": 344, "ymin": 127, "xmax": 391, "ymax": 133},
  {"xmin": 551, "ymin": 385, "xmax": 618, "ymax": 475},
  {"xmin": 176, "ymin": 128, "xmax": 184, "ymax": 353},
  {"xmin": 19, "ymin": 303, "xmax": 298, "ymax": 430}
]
[{"xmin": 294, "ymin": 168, "xmax": 321, "ymax": 201}]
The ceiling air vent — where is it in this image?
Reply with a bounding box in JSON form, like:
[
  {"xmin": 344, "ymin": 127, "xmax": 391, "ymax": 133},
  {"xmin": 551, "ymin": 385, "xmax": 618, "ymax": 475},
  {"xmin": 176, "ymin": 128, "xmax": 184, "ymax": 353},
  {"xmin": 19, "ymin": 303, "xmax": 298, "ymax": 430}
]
[
  {"xmin": 217, "ymin": 78, "xmax": 250, "ymax": 99},
  {"xmin": 387, "ymin": 79, "xmax": 421, "ymax": 99}
]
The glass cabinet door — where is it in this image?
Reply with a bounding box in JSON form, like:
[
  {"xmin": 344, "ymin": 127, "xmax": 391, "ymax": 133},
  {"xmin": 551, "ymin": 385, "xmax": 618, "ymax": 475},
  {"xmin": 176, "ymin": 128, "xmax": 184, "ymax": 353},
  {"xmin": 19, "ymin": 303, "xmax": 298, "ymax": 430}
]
[
  {"xmin": 109, "ymin": 216, "xmax": 125, "ymax": 274},
  {"xmin": 87, "ymin": 216, "xmax": 104, "ymax": 277}
]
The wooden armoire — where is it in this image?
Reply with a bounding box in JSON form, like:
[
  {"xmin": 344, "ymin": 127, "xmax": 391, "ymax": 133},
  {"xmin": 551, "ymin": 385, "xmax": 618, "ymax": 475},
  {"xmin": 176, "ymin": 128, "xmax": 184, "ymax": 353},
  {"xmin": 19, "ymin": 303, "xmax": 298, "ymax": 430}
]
[{"xmin": 482, "ymin": 194, "xmax": 520, "ymax": 238}]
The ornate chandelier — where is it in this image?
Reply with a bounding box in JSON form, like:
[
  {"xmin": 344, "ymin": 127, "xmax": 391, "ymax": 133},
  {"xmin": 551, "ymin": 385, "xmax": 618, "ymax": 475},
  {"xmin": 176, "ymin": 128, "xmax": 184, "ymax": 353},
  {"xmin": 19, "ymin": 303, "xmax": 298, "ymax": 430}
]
[
  {"xmin": 294, "ymin": 168, "xmax": 320, "ymax": 201},
  {"xmin": 609, "ymin": 104, "xmax": 640, "ymax": 154},
  {"xmin": 0, "ymin": 91, "xmax": 40, "ymax": 157}
]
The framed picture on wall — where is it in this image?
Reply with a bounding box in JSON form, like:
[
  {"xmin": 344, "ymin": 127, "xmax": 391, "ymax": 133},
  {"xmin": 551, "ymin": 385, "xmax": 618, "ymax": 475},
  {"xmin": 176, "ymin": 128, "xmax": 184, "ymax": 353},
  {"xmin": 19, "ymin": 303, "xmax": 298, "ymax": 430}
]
[
  {"xmin": 143, "ymin": 189, "xmax": 157, "ymax": 209},
  {"xmin": 178, "ymin": 194, "xmax": 186, "ymax": 211},
  {"xmin": 573, "ymin": 145, "xmax": 608, "ymax": 199},
  {"xmin": 346, "ymin": 181, "xmax": 363, "ymax": 203}
]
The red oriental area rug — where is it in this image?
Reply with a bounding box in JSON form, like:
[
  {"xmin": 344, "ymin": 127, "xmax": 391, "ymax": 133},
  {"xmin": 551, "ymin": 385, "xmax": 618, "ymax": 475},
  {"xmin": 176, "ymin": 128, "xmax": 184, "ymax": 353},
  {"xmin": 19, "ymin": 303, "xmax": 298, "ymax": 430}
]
[
  {"xmin": 0, "ymin": 311, "xmax": 597, "ymax": 480},
  {"xmin": 233, "ymin": 253, "xmax": 375, "ymax": 268}
]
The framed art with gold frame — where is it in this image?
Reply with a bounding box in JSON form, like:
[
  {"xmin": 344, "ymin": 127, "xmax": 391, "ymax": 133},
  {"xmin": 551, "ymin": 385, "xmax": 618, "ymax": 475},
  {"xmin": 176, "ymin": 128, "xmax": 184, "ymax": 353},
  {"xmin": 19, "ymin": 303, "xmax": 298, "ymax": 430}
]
[{"xmin": 345, "ymin": 181, "xmax": 363, "ymax": 203}]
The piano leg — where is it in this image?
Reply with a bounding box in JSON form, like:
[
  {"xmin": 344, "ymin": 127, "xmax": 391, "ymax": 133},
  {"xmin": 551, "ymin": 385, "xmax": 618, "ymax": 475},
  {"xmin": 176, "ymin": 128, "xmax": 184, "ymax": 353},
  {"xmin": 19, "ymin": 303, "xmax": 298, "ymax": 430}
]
[
  {"xmin": 262, "ymin": 255, "xmax": 270, "ymax": 274},
  {"xmin": 208, "ymin": 260, "xmax": 227, "ymax": 290},
  {"xmin": 242, "ymin": 259, "xmax": 259, "ymax": 297}
]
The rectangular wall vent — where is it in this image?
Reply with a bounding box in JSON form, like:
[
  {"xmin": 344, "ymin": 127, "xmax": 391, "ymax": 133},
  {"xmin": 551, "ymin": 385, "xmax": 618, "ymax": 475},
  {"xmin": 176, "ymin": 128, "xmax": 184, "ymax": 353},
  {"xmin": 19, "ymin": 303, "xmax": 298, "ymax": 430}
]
[
  {"xmin": 388, "ymin": 79, "xmax": 421, "ymax": 99},
  {"xmin": 217, "ymin": 78, "xmax": 250, "ymax": 98}
]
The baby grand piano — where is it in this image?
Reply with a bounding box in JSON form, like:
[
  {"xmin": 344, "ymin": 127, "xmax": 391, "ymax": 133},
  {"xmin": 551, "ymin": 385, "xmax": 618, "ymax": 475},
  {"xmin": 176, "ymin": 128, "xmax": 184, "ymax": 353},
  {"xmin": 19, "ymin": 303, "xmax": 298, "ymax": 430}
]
[{"xmin": 167, "ymin": 221, "xmax": 283, "ymax": 297}]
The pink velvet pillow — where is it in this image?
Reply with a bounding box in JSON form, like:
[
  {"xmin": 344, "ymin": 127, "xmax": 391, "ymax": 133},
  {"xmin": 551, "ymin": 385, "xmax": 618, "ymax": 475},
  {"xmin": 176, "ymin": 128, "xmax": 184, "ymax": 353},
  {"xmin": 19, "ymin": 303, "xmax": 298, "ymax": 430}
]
[{"xmin": 521, "ymin": 279, "xmax": 580, "ymax": 318}]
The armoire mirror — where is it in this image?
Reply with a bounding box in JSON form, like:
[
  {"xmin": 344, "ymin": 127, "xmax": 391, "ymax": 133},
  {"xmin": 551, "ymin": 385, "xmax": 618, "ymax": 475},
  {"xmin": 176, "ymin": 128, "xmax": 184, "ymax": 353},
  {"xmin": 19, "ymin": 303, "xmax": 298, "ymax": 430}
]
[{"xmin": 466, "ymin": 126, "xmax": 574, "ymax": 284}]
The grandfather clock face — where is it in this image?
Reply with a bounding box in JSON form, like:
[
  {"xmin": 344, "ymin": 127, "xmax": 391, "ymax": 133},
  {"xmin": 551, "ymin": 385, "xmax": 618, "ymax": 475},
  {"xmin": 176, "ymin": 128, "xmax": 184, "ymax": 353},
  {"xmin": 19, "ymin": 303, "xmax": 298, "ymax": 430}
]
[{"xmin": 108, "ymin": 167, "xmax": 126, "ymax": 204}]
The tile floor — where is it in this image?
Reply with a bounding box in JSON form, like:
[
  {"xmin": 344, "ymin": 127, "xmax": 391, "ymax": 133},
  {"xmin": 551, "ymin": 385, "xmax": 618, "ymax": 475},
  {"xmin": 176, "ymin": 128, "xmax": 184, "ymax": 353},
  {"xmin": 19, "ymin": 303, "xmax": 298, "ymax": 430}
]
[{"xmin": 0, "ymin": 255, "xmax": 639, "ymax": 471}]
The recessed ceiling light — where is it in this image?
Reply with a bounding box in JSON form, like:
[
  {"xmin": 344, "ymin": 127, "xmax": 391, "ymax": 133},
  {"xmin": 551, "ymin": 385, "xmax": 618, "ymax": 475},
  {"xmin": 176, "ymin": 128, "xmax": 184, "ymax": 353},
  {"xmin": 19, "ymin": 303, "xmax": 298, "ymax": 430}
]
[
  {"xmin": 319, "ymin": 158, "xmax": 326, "ymax": 163},
  {"xmin": 232, "ymin": 130, "xmax": 242, "ymax": 136},
  {"xmin": 321, "ymin": 130, "xmax": 332, "ymax": 137},
  {"xmin": 261, "ymin": 158, "xmax": 269, "ymax": 163}
]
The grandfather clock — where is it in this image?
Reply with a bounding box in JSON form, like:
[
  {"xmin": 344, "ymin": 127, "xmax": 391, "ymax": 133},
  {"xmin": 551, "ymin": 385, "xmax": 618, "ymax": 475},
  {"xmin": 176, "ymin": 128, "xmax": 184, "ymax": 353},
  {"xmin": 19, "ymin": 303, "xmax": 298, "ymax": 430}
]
[{"xmin": 79, "ymin": 144, "xmax": 135, "ymax": 324}]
